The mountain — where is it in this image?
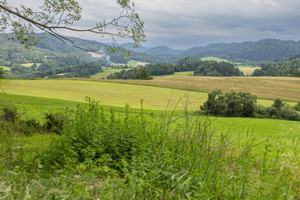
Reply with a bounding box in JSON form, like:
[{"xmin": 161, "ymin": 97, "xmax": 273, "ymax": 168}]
[
  {"xmin": 183, "ymin": 39, "xmax": 300, "ymax": 64},
  {"xmin": 2, "ymin": 33, "xmax": 300, "ymax": 66},
  {"xmin": 145, "ymin": 46, "xmax": 183, "ymax": 56}
]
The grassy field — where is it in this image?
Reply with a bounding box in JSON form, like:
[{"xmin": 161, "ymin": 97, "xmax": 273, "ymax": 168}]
[
  {"xmin": 90, "ymin": 67, "xmax": 125, "ymax": 79},
  {"xmin": 1, "ymin": 92, "xmax": 299, "ymax": 144},
  {"xmin": 127, "ymin": 59, "xmax": 149, "ymax": 67},
  {"xmin": 106, "ymin": 76, "xmax": 300, "ymax": 102},
  {"xmin": 0, "ymin": 79, "xmax": 208, "ymax": 110},
  {"xmin": 201, "ymin": 57, "xmax": 230, "ymax": 63},
  {"xmin": 0, "ymin": 66, "xmax": 10, "ymax": 71},
  {"xmin": 237, "ymin": 66, "xmax": 261, "ymax": 75}
]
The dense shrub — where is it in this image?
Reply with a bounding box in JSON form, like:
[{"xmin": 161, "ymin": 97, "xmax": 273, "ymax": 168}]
[
  {"xmin": 42, "ymin": 100, "xmax": 146, "ymax": 169},
  {"xmin": 200, "ymin": 89, "xmax": 257, "ymax": 117},
  {"xmin": 200, "ymin": 90, "xmax": 300, "ymax": 121},
  {"xmin": 0, "ymin": 106, "xmax": 18, "ymax": 122},
  {"xmin": 194, "ymin": 61, "xmax": 242, "ymax": 76},
  {"xmin": 44, "ymin": 112, "xmax": 66, "ymax": 134},
  {"xmin": 294, "ymin": 102, "xmax": 300, "ymax": 111}
]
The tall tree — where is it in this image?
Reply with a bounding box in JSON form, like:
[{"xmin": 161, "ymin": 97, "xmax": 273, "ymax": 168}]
[{"xmin": 0, "ymin": 0, "xmax": 145, "ymax": 52}]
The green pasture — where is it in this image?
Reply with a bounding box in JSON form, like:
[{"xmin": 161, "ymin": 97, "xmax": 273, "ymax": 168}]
[
  {"xmin": 21, "ymin": 63, "xmax": 42, "ymax": 68},
  {"xmin": 201, "ymin": 57, "xmax": 230, "ymax": 63},
  {"xmin": 90, "ymin": 67, "xmax": 125, "ymax": 79},
  {"xmin": 127, "ymin": 59, "xmax": 139, "ymax": 67},
  {"xmin": 1, "ymin": 92, "xmax": 299, "ymax": 155},
  {"xmin": 1, "ymin": 66, "xmax": 10, "ymax": 71}
]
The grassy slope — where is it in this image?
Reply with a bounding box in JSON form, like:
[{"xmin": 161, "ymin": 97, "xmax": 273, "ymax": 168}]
[
  {"xmin": 106, "ymin": 76, "xmax": 300, "ymax": 103},
  {"xmin": 1, "ymin": 93, "xmax": 299, "ymax": 146},
  {"xmin": 0, "ymin": 79, "xmax": 207, "ymax": 110}
]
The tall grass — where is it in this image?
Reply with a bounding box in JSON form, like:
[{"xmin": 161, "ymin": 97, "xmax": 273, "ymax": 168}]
[{"xmin": 0, "ymin": 99, "xmax": 299, "ymax": 199}]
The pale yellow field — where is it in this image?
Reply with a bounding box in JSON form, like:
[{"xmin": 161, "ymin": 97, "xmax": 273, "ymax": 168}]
[
  {"xmin": 106, "ymin": 76, "xmax": 300, "ymax": 102},
  {"xmin": 0, "ymin": 79, "xmax": 208, "ymax": 110}
]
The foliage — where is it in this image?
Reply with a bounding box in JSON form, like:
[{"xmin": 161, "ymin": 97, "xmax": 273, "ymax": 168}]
[
  {"xmin": 0, "ymin": 106, "xmax": 18, "ymax": 122},
  {"xmin": 294, "ymin": 102, "xmax": 300, "ymax": 112},
  {"xmin": 0, "ymin": 0, "xmax": 145, "ymax": 52},
  {"xmin": 42, "ymin": 99, "xmax": 146, "ymax": 169},
  {"xmin": 253, "ymin": 54, "xmax": 300, "ymax": 77},
  {"xmin": 135, "ymin": 67, "xmax": 152, "ymax": 80},
  {"xmin": 194, "ymin": 61, "xmax": 242, "ymax": 76},
  {"xmin": 0, "ymin": 67, "xmax": 4, "ymax": 78},
  {"xmin": 201, "ymin": 89, "xmax": 300, "ymax": 121},
  {"xmin": 200, "ymin": 89, "xmax": 257, "ymax": 117},
  {"xmin": 108, "ymin": 56, "xmax": 243, "ymax": 79},
  {"xmin": 44, "ymin": 112, "xmax": 66, "ymax": 134}
]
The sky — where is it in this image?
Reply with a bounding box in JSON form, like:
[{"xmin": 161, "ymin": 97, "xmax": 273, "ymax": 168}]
[{"xmin": 7, "ymin": 0, "xmax": 300, "ymax": 49}]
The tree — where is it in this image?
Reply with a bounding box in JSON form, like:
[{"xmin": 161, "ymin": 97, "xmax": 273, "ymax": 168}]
[
  {"xmin": 136, "ymin": 67, "xmax": 152, "ymax": 80},
  {"xmin": 0, "ymin": 67, "xmax": 5, "ymax": 78},
  {"xmin": 0, "ymin": 0, "xmax": 145, "ymax": 52}
]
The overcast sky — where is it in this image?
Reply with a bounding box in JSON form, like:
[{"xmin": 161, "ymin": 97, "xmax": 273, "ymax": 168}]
[{"xmin": 8, "ymin": 0, "xmax": 300, "ymax": 49}]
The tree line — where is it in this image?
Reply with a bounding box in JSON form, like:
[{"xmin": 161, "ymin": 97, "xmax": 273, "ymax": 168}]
[
  {"xmin": 253, "ymin": 53, "xmax": 300, "ymax": 77},
  {"xmin": 107, "ymin": 57, "xmax": 243, "ymax": 79},
  {"xmin": 200, "ymin": 89, "xmax": 300, "ymax": 121}
]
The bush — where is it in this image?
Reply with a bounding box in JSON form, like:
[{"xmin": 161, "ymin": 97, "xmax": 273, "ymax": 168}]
[
  {"xmin": 0, "ymin": 106, "xmax": 18, "ymax": 122},
  {"xmin": 200, "ymin": 89, "xmax": 257, "ymax": 117},
  {"xmin": 42, "ymin": 100, "xmax": 146, "ymax": 169},
  {"xmin": 294, "ymin": 102, "xmax": 300, "ymax": 111},
  {"xmin": 44, "ymin": 112, "xmax": 66, "ymax": 134},
  {"xmin": 201, "ymin": 90, "xmax": 300, "ymax": 121}
]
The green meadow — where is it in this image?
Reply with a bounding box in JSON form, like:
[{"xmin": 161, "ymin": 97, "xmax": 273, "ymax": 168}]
[{"xmin": 1, "ymin": 78, "xmax": 299, "ymax": 199}]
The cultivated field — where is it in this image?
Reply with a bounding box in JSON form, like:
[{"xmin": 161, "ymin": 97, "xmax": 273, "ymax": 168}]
[
  {"xmin": 106, "ymin": 76, "xmax": 300, "ymax": 102},
  {"xmin": 0, "ymin": 79, "xmax": 207, "ymax": 110}
]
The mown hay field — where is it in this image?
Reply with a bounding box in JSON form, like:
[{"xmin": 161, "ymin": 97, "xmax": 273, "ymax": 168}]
[
  {"xmin": 0, "ymin": 79, "xmax": 208, "ymax": 110},
  {"xmin": 105, "ymin": 76, "xmax": 300, "ymax": 102}
]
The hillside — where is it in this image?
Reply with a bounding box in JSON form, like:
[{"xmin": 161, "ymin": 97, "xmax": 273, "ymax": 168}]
[{"xmin": 130, "ymin": 39, "xmax": 300, "ymax": 64}]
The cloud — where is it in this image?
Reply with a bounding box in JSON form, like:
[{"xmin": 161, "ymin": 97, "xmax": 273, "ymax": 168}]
[{"xmin": 6, "ymin": 0, "xmax": 300, "ymax": 48}]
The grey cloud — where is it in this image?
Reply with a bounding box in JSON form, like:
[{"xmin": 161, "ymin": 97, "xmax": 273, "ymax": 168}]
[{"xmin": 7, "ymin": 0, "xmax": 300, "ymax": 48}]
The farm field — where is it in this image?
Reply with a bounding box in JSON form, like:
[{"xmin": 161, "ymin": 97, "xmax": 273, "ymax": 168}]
[
  {"xmin": 235, "ymin": 66, "xmax": 261, "ymax": 75},
  {"xmin": 106, "ymin": 76, "xmax": 300, "ymax": 102},
  {"xmin": 0, "ymin": 79, "xmax": 208, "ymax": 110},
  {"xmin": 0, "ymin": 79, "xmax": 290, "ymax": 112},
  {"xmin": 90, "ymin": 67, "xmax": 126, "ymax": 79}
]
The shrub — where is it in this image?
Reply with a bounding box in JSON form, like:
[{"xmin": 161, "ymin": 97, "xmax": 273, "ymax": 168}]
[
  {"xmin": 200, "ymin": 89, "xmax": 257, "ymax": 117},
  {"xmin": 42, "ymin": 100, "xmax": 146, "ymax": 169},
  {"xmin": 0, "ymin": 106, "xmax": 18, "ymax": 122},
  {"xmin": 43, "ymin": 112, "xmax": 66, "ymax": 134},
  {"xmin": 294, "ymin": 102, "xmax": 300, "ymax": 111}
]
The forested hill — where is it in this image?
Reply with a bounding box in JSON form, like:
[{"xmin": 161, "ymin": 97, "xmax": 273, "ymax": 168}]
[
  {"xmin": 128, "ymin": 39, "xmax": 300, "ymax": 64},
  {"xmin": 0, "ymin": 34, "xmax": 100, "ymax": 66},
  {"xmin": 182, "ymin": 39, "xmax": 300, "ymax": 64},
  {"xmin": 252, "ymin": 53, "xmax": 300, "ymax": 77}
]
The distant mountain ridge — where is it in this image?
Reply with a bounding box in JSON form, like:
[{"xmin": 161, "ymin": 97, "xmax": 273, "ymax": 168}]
[
  {"xmin": 126, "ymin": 39, "xmax": 300, "ymax": 64},
  {"xmin": 2, "ymin": 33, "xmax": 300, "ymax": 65}
]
